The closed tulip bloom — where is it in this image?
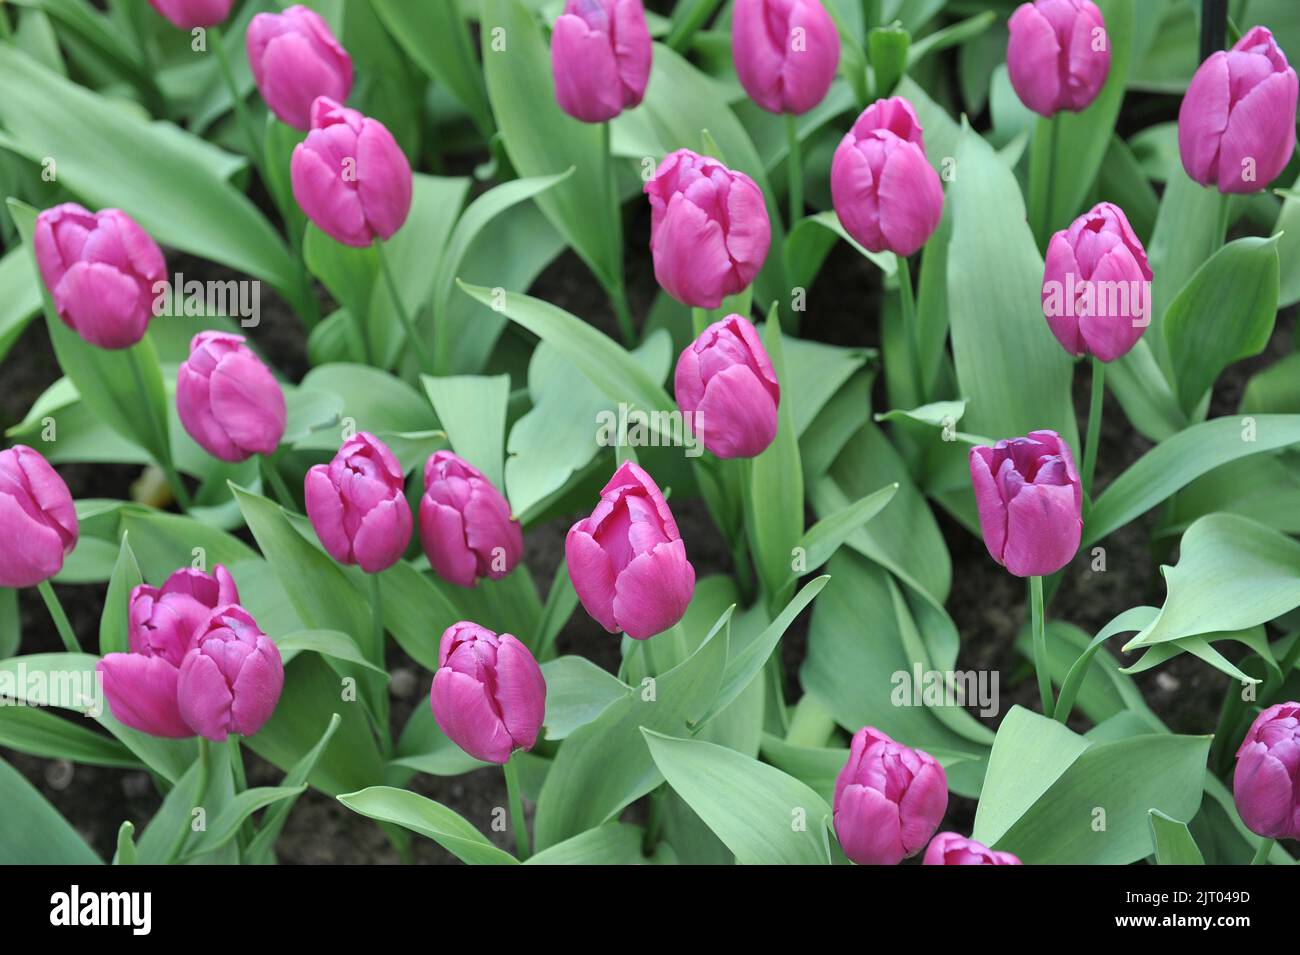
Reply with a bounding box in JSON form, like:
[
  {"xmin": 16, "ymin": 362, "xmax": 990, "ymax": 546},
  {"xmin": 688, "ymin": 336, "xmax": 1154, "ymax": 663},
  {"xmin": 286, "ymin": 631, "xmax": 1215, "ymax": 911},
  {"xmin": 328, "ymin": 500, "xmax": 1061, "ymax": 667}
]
[
  {"xmin": 247, "ymin": 5, "xmax": 353, "ymax": 131},
  {"xmin": 732, "ymin": 0, "xmax": 840, "ymax": 115},
  {"xmin": 177, "ymin": 605, "xmax": 284, "ymax": 741},
  {"xmin": 565, "ymin": 462, "xmax": 695, "ymax": 640},
  {"xmin": 148, "ymin": 0, "xmax": 232, "ymax": 29},
  {"xmin": 305, "ymin": 432, "xmax": 412, "ymax": 573},
  {"xmin": 430, "ymin": 622, "xmax": 546, "ymax": 764},
  {"xmin": 551, "ymin": 0, "xmax": 651, "ymax": 123},
  {"xmin": 644, "ymin": 149, "xmax": 771, "ymax": 309},
  {"xmin": 1233, "ymin": 702, "xmax": 1300, "ymax": 841},
  {"xmin": 291, "ymin": 97, "xmax": 413, "ymax": 247},
  {"xmin": 830, "ymin": 97, "xmax": 944, "ymax": 257},
  {"xmin": 674, "ymin": 314, "xmax": 780, "ymax": 458},
  {"xmin": 970, "ymin": 430, "xmax": 1082, "ymax": 578},
  {"xmin": 1179, "ymin": 27, "xmax": 1298, "ymax": 194},
  {"xmin": 1042, "ymin": 202, "xmax": 1152, "ymax": 362},
  {"xmin": 0, "ymin": 446, "xmax": 78, "ymax": 589},
  {"xmin": 833, "ymin": 726, "xmax": 948, "ymax": 865},
  {"xmin": 177, "ymin": 332, "xmax": 286, "ymax": 463},
  {"xmin": 419, "ymin": 451, "xmax": 523, "ymax": 589},
  {"xmin": 33, "ymin": 203, "xmax": 166, "ymax": 350},
  {"xmin": 924, "ymin": 832, "xmax": 1023, "ymax": 865},
  {"xmin": 1007, "ymin": 0, "xmax": 1109, "ymax": 117}
]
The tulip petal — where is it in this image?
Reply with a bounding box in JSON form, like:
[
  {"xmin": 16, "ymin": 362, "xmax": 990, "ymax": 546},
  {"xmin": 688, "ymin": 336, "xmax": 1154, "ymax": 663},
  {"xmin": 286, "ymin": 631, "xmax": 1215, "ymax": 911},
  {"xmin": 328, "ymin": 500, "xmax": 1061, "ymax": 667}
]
[
  {"xmin": 97, "ymin": 653, "xmax": 192, "ymax": 738},
  {"xmin": 421, "ymin": 497, "xmax": 478, "ymax": 588},
  {"xmin": 430, "ymin": 668, "xmax": 514, "ymax": 764},
  {"xmin": 565, "ymin": 527, "xmax": 620, "ymax": 633},
  {"xmin": 0, "ymin": 491, "xmax": 66, "ymax": 588},
  {"xmin": 356, "ymin": 119, "xmax": 413, "ymax": 240},
  {"xmin": 611, "ymin": 539, "xmax": 695, "ymax": 639},
  {"xmin": 208, "ymin": 350, "xmax": 287, "ymax": 457},
  {"xmin": 351, "ymin": 495, "xmax": 412, "ymax": 573},
  {"xmin": 1003, "ymin": 481, "xmax": 1082, "ymax": 577},
  {"xmin": 1216, "ymin": 69, "xmax": 1299, "ymax": 192},
  {"xmin": 834, "ymin": 784, "xmax": 905, "ymax": 865},
  {"xmin": 54, "ymin": 262, "xmax": 150, "ymax": 349},
  {"xmin": 695, "ymin": 362, "xmax": 779, "ymax": 458},
  {"xmin": 494, "ymin": 635, "xmax": 547, "ymax": 751}
]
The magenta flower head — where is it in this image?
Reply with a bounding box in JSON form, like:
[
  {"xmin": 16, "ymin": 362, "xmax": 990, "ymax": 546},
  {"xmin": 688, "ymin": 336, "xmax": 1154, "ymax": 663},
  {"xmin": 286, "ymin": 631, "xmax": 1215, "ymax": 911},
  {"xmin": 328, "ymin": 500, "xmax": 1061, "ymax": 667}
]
[
  {"xmin": 644, "ymin": 149, "xmax": 771, "ymax": 309},
  {"xmin": 419, "ymin": 451, "xmax": 523, "ymax": 588},
  {"xmin": 830, "ymin": 97, "xmax": 944, "ymax": 258},
  {"xmin": 731, "ymin": 0, "xmax": 841, "ymax": 115},
  {"xmin": 565, "ymin": 462, "xmax": 695, "ymax": 640},
  {"xmin": 1233, "ymin": 702, "xmax": 1300, "ymax": 841},
  {"xmin": 148, "ymin": 0, "xmax": 232, "ymax": 29},
  {"xmin": 0, "ymin": 446, "xmax": 78, "ymax": 589},
  {"xmin": 98, "ymin": 565, "xmax": 238, "ymax": 739},
  {"xmin": 33, "ymin": 203, "xmax": 166, "ymax": 350},
  {"xmin": 1179, "ymin": 27, "xmax": 1299, "ymax": 194},
  {"xmin": 291, "ymin": 97, "xmax": 413, "ymax": 248},
  {"xmin": 1007, "ymin": 0, "xmax": 1110, "ymax": 117},
  {"xmin": 924, "ymin": 832, "xmax": 1023, "ymax": 865},
  {"xmin": 177, "ymin": 605, "xmax": 284, "ymax": 741},
  {"xmin": 970, "ymin": 430, "xmax": 1082, "ymax": 578},
  {"xmin": 177, "ymin": 332, "xmax": 286, "ymax": 463},
  {"xmin": 247, "ymin": 4, "xmax": 353, "ymax": 131},
  {"xmin": 1042, "ymin": 202, "xmax": 1152, "ymax": 362},
  {"xmin": 430, "ymin": 622, "xmax": 546, "ymax": 764},
  {"xmin": 305, "ymin": 432, "xmax": 413, "ymax": 573},
  {"xmin": 833, "ymin": 726, "xmax": 948, "ymax": 865},
  {"xmin": 550, "ymin": 0, "xmax": 652, "ymax": 123},
  {"xmin": 674, "ymin": 314, "xmax": 781, "ymax": 459}
]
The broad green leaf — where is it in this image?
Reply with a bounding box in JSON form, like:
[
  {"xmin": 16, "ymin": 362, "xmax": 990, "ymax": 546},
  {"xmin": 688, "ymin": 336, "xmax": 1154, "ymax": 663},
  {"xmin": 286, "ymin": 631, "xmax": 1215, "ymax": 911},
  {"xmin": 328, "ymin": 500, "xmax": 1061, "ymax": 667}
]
[
  {"xmin": 1150, "ymin": 809, "xmax": 1206, "ymax": 864},
  {"xmin": 0, "ymin": 705, "xmax": 139, "ymax": 768},
  {"xmin": 788, "ymin": 484, "xmax": 897, "ymax": 584},
  {"xmin": 1241, "ymin": 352, "xmax": 1300, "ymax": 414},
  {"xmin": 0, "ymin": 245, "xmax": 41, "ymax": 363},
  {"xmin": 182, "ymin": 785, "xmax": 305, "ymax": 859},
  {"xmin": 98, "ymin": 531, "xmax": 141, "ymax": 655},
  {"xmin": 275, "ymin": 629, "xmax": 389, "ymax": 677},
  {"xmin": 422, "ymin": 374, "xmax": 510, "ymax": 490},
  {"xmin": 525, "ymin": 823, "xmax": 651, "ymax": 865},
  {"xmin": 0, "ymin": 755, "xmax": 101, "ymax": 863},
  {"xmin": 540, "ymin": 656, "xmax": 631, "ymax": 741},
  {"xmin": 338, "ymin": 786, "xmax": 518, "ymax": 865},
  {"xmin": 244, "ymin": 712, "xmax": 343, "ymax": 863},
  {"xmin": 135, "ymin": 758, "xmax": 204, "ymax": 864},
  {"xmin": 392, "ymin": 703, "xmax": 486, "ymax": 777}
]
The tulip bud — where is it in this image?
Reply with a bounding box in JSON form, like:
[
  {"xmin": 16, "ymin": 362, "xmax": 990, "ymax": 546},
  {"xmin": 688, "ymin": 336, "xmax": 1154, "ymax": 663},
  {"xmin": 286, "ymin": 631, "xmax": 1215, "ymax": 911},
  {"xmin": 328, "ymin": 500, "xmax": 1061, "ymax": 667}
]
[
  {"xmin": 644, "ymin": 149, "xmax": 771, "ymax": 309},
  {"xmin": 305, "ymin": 432, "xmax": 413, "ymax": 573},
  {"xmin": 732, "ymin": 0, "xmax": 840, "ymax": 115},
  {"xmin": 674, "ymin": 314, "xmax": 780, "ymax": 458},
  {"xmin": 419, "ymin": 451, "xmax": 523, "ymax": 588},
  {"xmin": 550, "ymin": 0, "xmax": 652, "ymax": 123},
  {"xmin": 291, "ymin": 97, "xmax": 413, "ymax": 248},
  {"xmin": 33, "ymin": 203, "xmax": 166, "ymax": 350},
  {"xmin": 177, "ymin": 332, "xmax": 286, "ymax": 463},
  {"xmin": 177, "ymin": 605, "xmax": 284, "ymax": 741},
  {"xmin": 830, "ymin": 97, "xmax": 944, "ymax": 257},
  {"xmin": 1233, "ymin": 701, "xmax": 1300, "ymax": 841},
  {"xmin": 1007, "ymin": 0, "xmax": 1110, "ymax": 117},
  {"xmin": 148, "ymin": 0, "xmax": 233, "ymax": 29},
  {"xmin": 1042, "ymin": 202, "xmax": 1152, "ymax": 362},
  {"xmin": 833, "ymin": 726, "xmax": 948, "ymax": 865},
  {"xmin": 0, "ymin": 446, "xmax": 78, "ymax": 589},
  {"xmin": 565, "ymin": 462, "xmax": 695, "ymax": 640},
  {"xmin": 970, "ymin": 430, "xmax": 1082, "ymax": 578},
  {"xmin": 430, "ymin": 622, "xmax": 546, "ymax": 764},
  {"xmin": 924, "ymin": 832, "xmax": 1023, "ymax": 865},
  {"xmin": 1179, "ymin": 27, "xmax": 1299, "ymax": 194},
  {"xmin": 247, "ymin": 5, "xmax": 353, "ymax": 131}
]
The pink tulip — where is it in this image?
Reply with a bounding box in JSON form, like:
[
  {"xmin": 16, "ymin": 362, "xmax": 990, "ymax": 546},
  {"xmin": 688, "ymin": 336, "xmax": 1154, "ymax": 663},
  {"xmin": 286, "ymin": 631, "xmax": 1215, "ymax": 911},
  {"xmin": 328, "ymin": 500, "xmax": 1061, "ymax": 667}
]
[
  {"xmin": 178, "ymin": 605, "xmax": 284, "ymax": 741},
  {"xmin": 732, "ymin": 0, "xmax": 840, "ymax": 115},
  {"xmin": 565, "ymin": 462, "xmax": 695, "ymax": 640},
  {"xmin": 177, "ymin": 332, "xmax": 286, "ymax": 463},
  {"xmin": 1233, "ymin": 701, "xmax": 1300, "ymax": 841},
  {"xmin": 1179, "ymin": 27, "xmax": 1299, "ymax": 194},
  {"xmin": 247, "ymin": 5, "xmax": 353, "ymax": 131},
  {"xmin": 1042, "ymin": 202, "xmax": 1152, "ymax": 362},
  {"xmin": 644, "ymin": 149, "xmax": 771, "ymax": 309},
  {"xmin": 674, "ymin": 314, "xmax": 780, "ymax": 458},
  {"xmin": 0, "ymin": 446, "xmax": 78, "ymax": 589},
  {"xmin": 1007, "ymin": 0, "xmax": 1110, "ymax": 117},
  {"xmin": 98, "ymin": 565, "xmax": 238, "ymax": 739},
  {"xmin": 550, "ymin": 0, "xmax": 652, "ymax": 123},
  {"xmin": 291, "ymin": 97, "xmax": 413, "ymax": 247},
  {"xmin": 969, "ymin": 430, "xmax": 1082, "ymax": 578},
  {"xmin": 33, "ymin": 203, "xmax": 166, "ymax": 350},
  {"xmin": 148, "ymin": 0, "xmax": 232, "ymax": 29},
  {"xmin": 419, "ymin": 451, "xmax": 523, "ymax": 589},
  {"xmin": 430, "ymin": 621, "xmax": 546, "ymax": 764},
  {"xmin": 830, "ymin": 97, "xmax": 944, "ymax": 257},
  {"xmin": 833, "ymin": 726, "xmax": 948, "ymax": 865},
  {"xmin": 305, "ymin": 432, "xmax": 412, "ymax": 573},
  {"xmin": 924, "ymin": 832, "xmax": 1023, "ymax": 865}
]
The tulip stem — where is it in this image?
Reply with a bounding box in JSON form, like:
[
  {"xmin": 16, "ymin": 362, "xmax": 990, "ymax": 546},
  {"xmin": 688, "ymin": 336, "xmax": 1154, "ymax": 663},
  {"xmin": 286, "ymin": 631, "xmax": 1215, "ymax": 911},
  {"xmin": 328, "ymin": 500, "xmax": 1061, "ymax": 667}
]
[
  {"xmin": 1250, "ymin": 837, "xmax": 1274, "ymax": 865},
  {"xmin": 1215, "ymin": 192, "xmax": 1233, "ymax": 248},
  {"xmin": 261, "ymin": 454, "xmax": 296, "ymax": 510},
  {"xmin": 785, "ymin": 113, "xmax": 803, "ymax": 226},
  {"xmin": 1081, "ymin": 356, "xmax": 1105, "ymax": 500},
  {"xmin": 1030, "ymin": 575, "xmax": 1054, "ymax": 719},
  {"xmin": 374, "ymin": 239, "xmax": 435, "ymax": 375},
  {"xmin": 895, "ymin": 253, "xmax": 924, "ymax": 401},
  {"xmin": 503, "ymin": 755, "xmax": 530, "ymax": 861},
  {"xmin": 602, "ymin": 121, "xmax": 637, "ymax": 347},
  {"xmin": 209, "ymin": 27, "xmax": 268, "ymax": 186},
  {"xmin": 36, "ymin": 580, "xmax": 80, "ymax": 653},
  {"xmin": 124, "ymin": 345, "xmax": 192, "ymax": 512}
]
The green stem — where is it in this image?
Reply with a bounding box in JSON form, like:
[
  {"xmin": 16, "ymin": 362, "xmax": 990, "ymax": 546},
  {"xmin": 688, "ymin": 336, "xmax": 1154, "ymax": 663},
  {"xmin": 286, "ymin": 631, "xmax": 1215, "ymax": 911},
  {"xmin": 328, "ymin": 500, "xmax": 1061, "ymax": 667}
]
[
  {"xmin": 642, "ymin": 785, "xmax": 665, "ymax": 856},
  {"xmin": 228, "ymin": 736, "xmax": 246, "ymax": 791},
  {"xmin": 640, "ymin": 636, "xmax": 659, "ymax": 676},
  {"xmin": 1030, "ymin": 576, "xmax": 1054, "ymax": 718},
  {"xmin": 1215, "ymin": 192, "xmax": 1232, "ymax": 249},
  {"xmin": 125, "ymin": 346, "xmax": 191, "ymax": 512},
  {"xmin": 1039, "ymin": 115, "xmax": 1059, "ymax": 246},
  {"xmin": 37, "ymin": 580, "xmax": 80, "ymax": 653},
  {"xmin": 691, "ymin": 306, "xmax": 710, "ymax": 337},
  {"xmin": 374, "ymin": 239, "xmax": 435, "ymax": 375},
  {"xmin": 503, "ymin": 755, "xmax": 530, "ymax": 861},
  {"xmin": 895, "ymin": 253, "xmax": 924, "ymax": 401},
  {"xmin": 785, "ymin": 113, "xmax": 803, "ymax": 227},
  {"xmin": 1250, "ymin": 836, "xmax": 1274, "ymax": 865},
  {"xmin": 729, "ymin": 529, "xmax": 757, "ymax": 607},
  {"xmin": 260, "ymin": 454, "xmax": 296, "ymax": 510},
  {"xmin": 1081, "ymin": 356, "xmax": 1105, "ymax": 500},
  {"xmin": 368, "ymin": 573, "xmax": 384, "ymax": 667},
  {"xmin": 165, "ymin": 737, "xmax": 210, "ymax": 864},
  {"xmin": 210, "ymin": 26, "xmax": 267, "ymax": 183},
  {"xmin": 603, "ymin": 121, "xmax": 637, "ymax": 347}
]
